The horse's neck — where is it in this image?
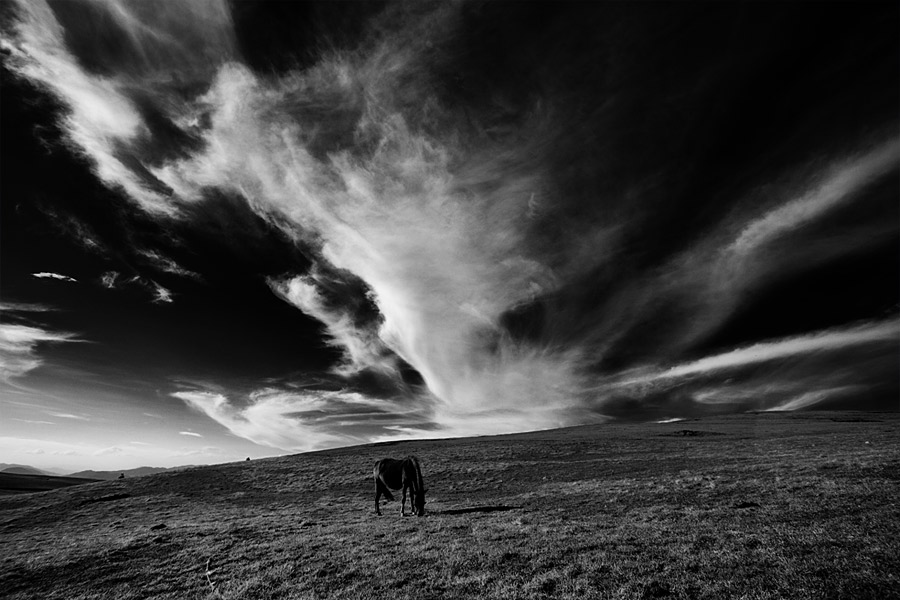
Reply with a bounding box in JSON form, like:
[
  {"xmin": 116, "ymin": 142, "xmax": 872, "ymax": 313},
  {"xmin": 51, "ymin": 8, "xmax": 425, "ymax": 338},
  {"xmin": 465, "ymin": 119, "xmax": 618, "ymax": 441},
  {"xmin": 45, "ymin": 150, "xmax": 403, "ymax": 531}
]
[{"xmin": 411, "ymin": 457, "xmax": 423, "ymax": 491}]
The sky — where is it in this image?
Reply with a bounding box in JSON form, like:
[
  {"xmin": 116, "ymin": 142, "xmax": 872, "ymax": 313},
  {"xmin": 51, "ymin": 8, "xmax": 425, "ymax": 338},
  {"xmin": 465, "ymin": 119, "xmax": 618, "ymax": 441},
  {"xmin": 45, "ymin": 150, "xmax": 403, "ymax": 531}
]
[{"xmin": 1, "ymin": 1, "xmax": 897, "ymax": 473}]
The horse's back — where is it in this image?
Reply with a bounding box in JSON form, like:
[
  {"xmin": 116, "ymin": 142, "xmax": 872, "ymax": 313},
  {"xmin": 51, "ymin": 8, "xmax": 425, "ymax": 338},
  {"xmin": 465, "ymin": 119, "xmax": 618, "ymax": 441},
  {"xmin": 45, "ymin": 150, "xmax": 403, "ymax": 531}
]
[
  {"xmin": 374, "ymin": 457, "xmax": 404, "ymax": 489},
  {"xmin": 374, "ymin": 457, "xmax": 402, "ymax": 472}
]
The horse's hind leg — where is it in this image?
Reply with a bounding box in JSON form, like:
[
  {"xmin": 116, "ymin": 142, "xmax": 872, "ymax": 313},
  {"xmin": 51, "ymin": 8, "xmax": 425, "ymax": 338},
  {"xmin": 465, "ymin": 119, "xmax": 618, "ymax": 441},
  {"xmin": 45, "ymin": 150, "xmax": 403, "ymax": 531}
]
[
  {"xmin": 400, "ymin": 485, "xmax": 408, "ymax": 516},
  {"xmin": 377, "ymin": 478, "xmax": 395, "ymax": 502}
]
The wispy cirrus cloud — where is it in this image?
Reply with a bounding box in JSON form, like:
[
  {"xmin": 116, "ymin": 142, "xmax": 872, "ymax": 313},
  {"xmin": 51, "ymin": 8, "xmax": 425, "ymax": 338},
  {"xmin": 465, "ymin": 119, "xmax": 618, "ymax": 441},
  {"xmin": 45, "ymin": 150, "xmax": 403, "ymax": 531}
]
[
  {"xmin": 38, "ymin": 207, "xmax": 107, "ymax": 254},
  {"xmin": 4, "ymin": 0, "xmax": 897, "ymax": 436},
  {"xmin": 268, "ymin": 274, "xmax": 397, "ymax": 377},
  {"xmin": 0, "ymin": 302, "xmax": 56, "ymax": 313},
  {"xmin": 99, "ymin": 272, "xmax": 175, "ymax": 303},
  {"xmin": 614, "ymin": 318, "xmax": 900, "ymax": 387},
  {"xmin": 763, "ymin": 387, "xmax": 860, "ymax": 412},
  {"xmin": 47, "ymin": 412, "xmax": 91, "ymax": 421},
  {"xmin": 0, "ymin": 323, "xmax": 83, "ymax": 383},
  {"xmin": 100, "ymin": 271, "xmax": 120, "ymax": 289},
  {"xmin": 729, "ymin": 139, "xmax": 900, "ymax": 258},
  {"xmin": 173, "ymin": 387, "xmax": 434, "ymax": 452},
  {"xmin": 138, "ymin": 249, "xmax": 202, "ymax": 280},
  {"xmin": 592, "ymin": 318, "xmax": 899, "ymax": 419},
  {"xmin": 151, "ymin": 282, "xmax": 174, "ymax": 304},
  {"xmin": 178, "ymin": 431, "xmax": 203, "ymax": 438},
  {"xmin": 0, "ymin": 0, "xmax": 229, "ymax": 215},
  {"xmin": 32, "ymin": 272, "xmax": 77, "ymax": 283},
  {"xmin": 12, "ymin": 418, "xmax": 56, "ymax": 425}
]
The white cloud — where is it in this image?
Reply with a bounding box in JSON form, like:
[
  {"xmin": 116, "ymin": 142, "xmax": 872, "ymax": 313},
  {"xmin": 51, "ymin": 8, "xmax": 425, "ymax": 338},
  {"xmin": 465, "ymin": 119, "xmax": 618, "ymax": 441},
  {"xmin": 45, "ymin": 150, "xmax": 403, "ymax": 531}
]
[
  {"xmin": 151, "ymin": 282, "xmax": 174, "ymax": 304},
  {"xmin": 143, "ymin": 46, "xmax": 575, "ymax": 430},
  {"xmin": 32, "ymin": 272, "xmax": 77, "ymax": 283},
  {"xmin": 616, "ymin": 318, "xmax": 900, "ymax": 387},
  {"xmin": 100, "ymin": 272, "xmax": 175, "ymax": 303},
  {"xmin": 173, "ymin": 390, "xmax": 348, "ymax": 452},
  {"xmin": 0, "ymin": 302, "xmax": 55, "ymax": 313},
  {"xmin": 100, "ymin": 271, "xmax": 120, "ymax": 289},
  {"xmin": 268, "ymin": 274, "xmax": 397, "ymax": 377},
  {"xmin": 729, "ymin": 139, "xmax": 900, "ymax": 257},
  {"xmin": 178, "ymin": 431, "xmax": 203, "ymax": 438},
  {"xmin": 763, "ymin": 386, "xmax": 860, "ymax": 412},
  {"xmin": 0, "ymin": 0, "xmax": 187, "ymax": 214},
  {"xmin": 138, "ymin": 250, "xmax": 202, "ymax": 279},
  {"xmin": 6, "ymin": 0, "xmax": 897, "ymax": 435},
  {"xmin": 11, "ymin": 418, "xmax": 56, "ymax": 425},
  {"xmin": 0, "ymin": 323, "xmax": 82, "ymax": 382},
  {"xmin": 7, "ymin": 1, "xmax": 592, "ymax": 433},
  {"xmin": 172, "ymin": 388, "xmax": 432, "ymax": 452},
  {"xmin": 47, "ymin": 412, "xmax": 90, "ymax": 421}
]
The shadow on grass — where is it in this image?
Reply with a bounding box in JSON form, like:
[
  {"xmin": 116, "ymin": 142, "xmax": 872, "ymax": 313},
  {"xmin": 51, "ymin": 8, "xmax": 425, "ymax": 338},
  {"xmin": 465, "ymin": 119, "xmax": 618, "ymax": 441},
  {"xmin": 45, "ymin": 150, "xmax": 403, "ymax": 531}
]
[
  {"xmin": 438, "ymin": 505, "xmax": 522, "ymax": 515},
  {"xmin": 659, "ymin": 430, "xmax": 724, "ymax": 437}
]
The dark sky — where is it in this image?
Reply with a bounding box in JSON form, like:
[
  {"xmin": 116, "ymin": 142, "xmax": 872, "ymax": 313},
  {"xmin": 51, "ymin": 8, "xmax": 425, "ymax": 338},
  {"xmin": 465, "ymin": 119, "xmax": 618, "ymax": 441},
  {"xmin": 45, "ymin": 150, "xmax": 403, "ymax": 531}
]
[{"xmin": 1, "ymin": 1, "xmax": 897, "ymax": 471}]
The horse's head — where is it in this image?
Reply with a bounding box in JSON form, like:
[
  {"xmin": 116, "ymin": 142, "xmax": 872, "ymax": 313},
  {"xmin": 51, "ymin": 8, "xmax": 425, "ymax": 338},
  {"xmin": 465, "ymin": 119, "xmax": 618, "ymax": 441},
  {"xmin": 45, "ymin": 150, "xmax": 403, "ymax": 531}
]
[{"xmin": 414, "ymin": 487, "xmax": 427, "ymax": 516}]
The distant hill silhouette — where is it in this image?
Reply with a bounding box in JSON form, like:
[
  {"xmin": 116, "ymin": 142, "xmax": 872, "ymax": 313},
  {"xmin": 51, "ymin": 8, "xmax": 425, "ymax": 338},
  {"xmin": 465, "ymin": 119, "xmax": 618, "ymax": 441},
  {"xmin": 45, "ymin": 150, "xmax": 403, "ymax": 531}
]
[
  {"xmin": 68, "ymin": 466, "xmax": 191, "ymax": 480},
  {"xmin": 0, "ymin": 465, "xmax": 55, "ymax": 476}
]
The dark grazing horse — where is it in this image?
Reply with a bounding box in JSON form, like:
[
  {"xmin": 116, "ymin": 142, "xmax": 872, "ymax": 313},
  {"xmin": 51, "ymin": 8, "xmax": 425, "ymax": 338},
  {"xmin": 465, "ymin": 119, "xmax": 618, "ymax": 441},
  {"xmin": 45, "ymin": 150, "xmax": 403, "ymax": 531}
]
[{"xmin": 373, "ymin": 455, "xmax": 426, "ymax": 516}]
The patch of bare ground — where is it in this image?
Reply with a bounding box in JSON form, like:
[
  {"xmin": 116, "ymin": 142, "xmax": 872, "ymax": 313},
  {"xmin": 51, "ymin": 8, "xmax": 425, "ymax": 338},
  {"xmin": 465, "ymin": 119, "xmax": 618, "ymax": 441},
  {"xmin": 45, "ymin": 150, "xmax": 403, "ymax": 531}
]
[{"xmin": 1, "ymin": 411, "xmax": 898, "ymax": 599}]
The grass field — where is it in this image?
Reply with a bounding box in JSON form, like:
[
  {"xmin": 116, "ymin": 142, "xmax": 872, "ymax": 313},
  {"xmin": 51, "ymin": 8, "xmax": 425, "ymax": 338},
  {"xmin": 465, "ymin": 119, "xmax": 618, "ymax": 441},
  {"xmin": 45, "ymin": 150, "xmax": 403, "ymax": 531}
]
[
  {"xmin": 2, "ymin": 411, "xmax": 898, "ymax": 599},
  {"xmin": 0, "ymin": 473, "xmax": 101, "ymax": 495}
]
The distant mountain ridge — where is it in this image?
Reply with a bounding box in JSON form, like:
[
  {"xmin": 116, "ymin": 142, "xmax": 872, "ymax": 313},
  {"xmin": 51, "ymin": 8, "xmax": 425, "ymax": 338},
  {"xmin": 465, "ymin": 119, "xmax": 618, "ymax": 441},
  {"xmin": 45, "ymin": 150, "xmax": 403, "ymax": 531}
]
[
  {"xmin": 0, "ymin": 464, "xmax": 56, "ymax": 476},
  {"xmin": 67, "ymin": 466, "xmax": 192, "ymax": 480},
  {"xmin": 1, "ymin": 464, "xmax": 195, "ymax": 481}
]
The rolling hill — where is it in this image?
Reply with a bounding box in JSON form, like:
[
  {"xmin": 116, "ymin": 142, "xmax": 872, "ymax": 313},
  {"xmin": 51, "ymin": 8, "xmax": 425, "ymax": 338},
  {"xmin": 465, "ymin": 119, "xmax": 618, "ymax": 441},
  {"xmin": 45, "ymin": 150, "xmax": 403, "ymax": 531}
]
[
  {"xmin": 0, "ymin": 464, "xmax": 56, "ymax": 476},
  {"xmin": 1, "ymin": 411, "xmax": 898, "ymax": 599},
  {"xmin": 0, "ymin": 472, "xmax": 101, "ymax": 495}
]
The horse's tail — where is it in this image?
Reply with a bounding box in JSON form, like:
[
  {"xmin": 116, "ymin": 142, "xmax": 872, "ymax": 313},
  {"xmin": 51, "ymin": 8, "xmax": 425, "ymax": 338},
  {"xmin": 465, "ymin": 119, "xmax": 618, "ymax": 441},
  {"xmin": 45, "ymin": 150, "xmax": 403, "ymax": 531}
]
[{"xmin": 373, "ymin": 460, "xmax": 395, "ymax": 501}]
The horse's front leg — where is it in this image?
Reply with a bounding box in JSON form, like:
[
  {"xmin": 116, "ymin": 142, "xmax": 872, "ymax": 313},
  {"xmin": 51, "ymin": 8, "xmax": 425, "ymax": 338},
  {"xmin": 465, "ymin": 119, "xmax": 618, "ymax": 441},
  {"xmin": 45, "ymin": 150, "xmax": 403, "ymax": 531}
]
[
  {"xmin": 400, "ymin": 485, "xmax": 407, "ymax": 516},
  {"xmin": 375, "ymin": 482, "xmax": 382, "ymax": 516}
]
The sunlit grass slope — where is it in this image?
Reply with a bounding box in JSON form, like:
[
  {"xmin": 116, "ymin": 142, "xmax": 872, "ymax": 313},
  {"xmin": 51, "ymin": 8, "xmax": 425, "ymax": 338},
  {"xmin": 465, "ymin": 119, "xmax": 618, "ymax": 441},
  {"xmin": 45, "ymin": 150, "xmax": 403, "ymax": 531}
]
[{"xmin": 2, "ymin": 412, "xmax": 898, "ymax": 599}]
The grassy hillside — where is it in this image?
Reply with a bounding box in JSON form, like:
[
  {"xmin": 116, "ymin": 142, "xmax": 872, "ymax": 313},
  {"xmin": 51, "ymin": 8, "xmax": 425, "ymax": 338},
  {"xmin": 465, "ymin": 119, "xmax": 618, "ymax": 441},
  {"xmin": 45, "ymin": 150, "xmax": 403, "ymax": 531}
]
[
  {"xmin": 0, "ymin": 473, "xmax": 101, "ymax": 495},
  {"xmin": 1, "ymin": 412, "xmax": 898, "ymax": 599}
]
